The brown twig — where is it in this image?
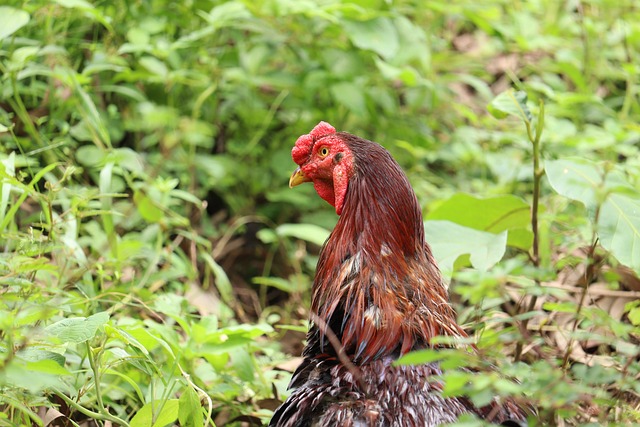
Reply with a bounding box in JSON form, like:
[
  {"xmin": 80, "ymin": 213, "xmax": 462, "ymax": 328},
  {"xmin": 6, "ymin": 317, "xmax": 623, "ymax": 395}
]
[{"xmin": 309, "ymin": 312, "xmax": 367, "ymax": 393}]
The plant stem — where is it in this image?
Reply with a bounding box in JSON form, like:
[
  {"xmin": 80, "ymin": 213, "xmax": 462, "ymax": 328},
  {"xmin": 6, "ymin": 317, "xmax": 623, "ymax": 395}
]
[
  {"xmin": 86, "ymin": 342, "xmax": 105, "ymax": 409},
  {"xmin": 561, "ymin": 208, "xmax": 600, "ymax": 371},
  {"xmin": 53, "ymin": 388, "xmax": 130, "ymax": 427},
  {"xmin": 515, "ymin": 99, "xmax": 545, "ymax": 362}
]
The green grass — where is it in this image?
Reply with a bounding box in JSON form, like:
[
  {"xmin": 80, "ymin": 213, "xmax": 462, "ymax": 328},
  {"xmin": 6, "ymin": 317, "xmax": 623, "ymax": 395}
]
[{"xmin": 1, "ymin": 0, "xmax": 639, "ymax": 425}]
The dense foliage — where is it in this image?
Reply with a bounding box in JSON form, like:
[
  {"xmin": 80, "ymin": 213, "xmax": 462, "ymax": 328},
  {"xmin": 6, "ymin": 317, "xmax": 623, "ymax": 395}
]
[{"xmin": 1, "ymin": 0, "xmax": 639, "ymax": 426}]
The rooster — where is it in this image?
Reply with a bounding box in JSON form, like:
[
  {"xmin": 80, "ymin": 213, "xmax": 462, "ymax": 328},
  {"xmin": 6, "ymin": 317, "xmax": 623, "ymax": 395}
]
[{"xmin": 270, "ymin": 122, "xmax": 529, "ymax": 426}]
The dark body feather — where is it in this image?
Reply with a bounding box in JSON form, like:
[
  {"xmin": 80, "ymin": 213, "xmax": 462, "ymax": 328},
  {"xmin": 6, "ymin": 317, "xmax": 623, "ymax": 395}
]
[{"xmin": 270, "ymin": 132, "xmax": 528, "ymax": 426}]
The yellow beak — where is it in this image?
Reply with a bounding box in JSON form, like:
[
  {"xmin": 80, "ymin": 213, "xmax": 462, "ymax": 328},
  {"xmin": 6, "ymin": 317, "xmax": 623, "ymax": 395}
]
[{"xmin": 289, "ymin": 167, "xmax": 311, "ymax": 188}]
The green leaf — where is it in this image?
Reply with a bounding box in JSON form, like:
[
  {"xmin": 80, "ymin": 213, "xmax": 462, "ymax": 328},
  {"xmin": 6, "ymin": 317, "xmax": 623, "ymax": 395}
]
[
  {"xmin": 140, "ymin": 56, "xmax": 169, "ymax": 78},
  {"xmin": 217, "ymin": 323, "xmax": 274, "ymax": 339},
  {"xmin": 196, "ymin": 323, "xmax": 274, "ymax": 354},
  {"xmin": 542, "ymin": 301, "xmax": 577, "ymax": 313},
  {"xmin": 488, "ymin": 90, "xmax": 532, "ymax": 123},
  {"xmin": 76, "ymin": 145, "xmax": 105, "ymax": 167},
  {"xmin": 110, "ymin": 147, "xmax": 144, "ymax": 173},
  {"xmin": 545, "ymin": 158, "xmax": 602, "ymax": 207},
  {"xmin": 427, "ymin": 193, "xmax": 530, "ymax": 231},
  {"xmin": 18, "ymin": 348, "xmax": 66, "ymax": 367},
  {"xmin": 545, "ymin": 158, "xmax": 640, "ymax": 271},
  {"xmin": 134, "ymin": 190, "xmax": 164, "ymax": 223},
  {"xmin": 330, "ymin": 82, "xmax": 367, "ymax": 116},
  {"xmin": 374, "ymin": 58, "xmax": 419, "ymax": 86},
  {"xmin": 130, "ymin": 399, "xmax": 179, "ymax": 427},
  {"xmin": 341, "ymin": 17, "xmax": 399, "ymax": 59},
  {"xmin": 104, "ymin": 325, "xmax": 149, "ymax": 355},
  {"xmin": 45, "ymin": 312, "xmax": 110, "ymax": 344},
  {"xmin": 394, "ymin": 348, "xmax": 446, "ymax": 365},
  {"xmin": 231, "ymin": 348, "xmax": 254, "ymax": 382},
  {"xmin": 201, "ymin": 253, "xmax": 234, "ymax": 306},
  {"xmin": 506, "ymin": 228, "xmax": 534, "ymax": 251},
  {"xmin": 54, "ymin": 0, "xmax": 95, "ymax": 9},
  {"xmin": 179, "ymin": 387, "xmax": 204, "ymax": 427},
  {"xmin": 1, "ymin": 360, "xmax": 66, "ymax": 393},
  {"xmin": 598, "ymin": 193, "xmax": 640, "ymax": 273},
  {"xmin": 24, "ymin": 359, "xmax": 71, "ymax": 376},
  {"xmin": 0, "ymin": 152, "xmax": 15, "ymax": 231},
  {"xmin": 628, "ymin": 307, "xmax": 640, "ymax": 326},
  {"xmin": 275, "ymin": 223, "xmax": 330, "ymax": 246},
  {"xmin": 203, "ymin": 1, "xmax": 251, "ymax": 28},
  {"xmin": 441, "ymin": 370, "xmax": 471, "ymax": 397},
  {"xmin": 425, "ymin": 220, "xmax": 507, "ymax": 274},
  {"xmin": 0, "ymin": 7, "xmax": 30, "ymax": 41},
  {"xmin": 426, "ymin": 193, "xmax": 532, "ymax": 250},
  {"xmin": 252, "ymin": 276, "xmax": 305, "ymax": 293}
]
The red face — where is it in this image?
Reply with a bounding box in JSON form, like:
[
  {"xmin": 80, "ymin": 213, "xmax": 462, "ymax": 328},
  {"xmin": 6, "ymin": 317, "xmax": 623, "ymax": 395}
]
[{"xmin": 289, "ymin": 122, "xmax": 354, "ymax": 215}]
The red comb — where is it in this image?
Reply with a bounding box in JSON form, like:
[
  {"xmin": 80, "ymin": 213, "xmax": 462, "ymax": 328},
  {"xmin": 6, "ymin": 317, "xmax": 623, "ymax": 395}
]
[{"xmin": 292, "ymin": 121, "xmax": 336, "ymax": 165}]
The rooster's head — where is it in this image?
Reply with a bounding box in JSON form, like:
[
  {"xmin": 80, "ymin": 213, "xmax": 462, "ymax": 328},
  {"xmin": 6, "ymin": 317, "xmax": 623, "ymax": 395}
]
[{"xmin": 289, "ymin": 121, "xmax": 354, "ymax": 215}]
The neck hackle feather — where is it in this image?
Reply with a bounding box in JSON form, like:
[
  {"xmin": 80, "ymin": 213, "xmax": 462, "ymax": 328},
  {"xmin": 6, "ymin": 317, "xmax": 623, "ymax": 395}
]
[{"xmin": 309, "ymin": 132, "xmax": 466, "ymax": 363}]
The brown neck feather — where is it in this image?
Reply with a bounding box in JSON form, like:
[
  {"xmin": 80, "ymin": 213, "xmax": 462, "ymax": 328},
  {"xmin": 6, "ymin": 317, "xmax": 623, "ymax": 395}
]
[{"xmin": 310, "ymin": 133, "xmax": 467, "ymax": 363}]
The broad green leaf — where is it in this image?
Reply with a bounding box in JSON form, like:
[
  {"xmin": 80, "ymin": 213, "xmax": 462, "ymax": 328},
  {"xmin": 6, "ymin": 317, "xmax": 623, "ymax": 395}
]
[
  {"xmin": 0, "ymin": 7, "xmax": 30, "ymax": 41},
  {"xmin": 441, "ymin": 370, "xmax": 471, "ymax": 397},
  {"xmin": 426, "ymin": 193, "xmax": 532, "ymax": 250},
  {"xmin": 192, "ymin": 323, "xmax": 273, "ymax": 348},
  {"xmin": 45, "ymin": 312, "xmax": 110, "ymax": 344},
  {"xmin": 231, "ymin": 348, "xmax": 254, "ymax": 382},
  {"xmin": 598, "ymin": 194, "xmax": 640, "ymax": 273},
  {"xmin": 1, "ymin": 360, "xmax": 66, "ymax": 393},
  {"xmin": 505, "ymin": 228, "xmax": 534, "ymax": 251},
  {"xmin": 203, "ymin": 2, "xmax": 251, "ymax": 28},
  {"xmin": 127, "ymin": 27, "xmax": 150, "ymax": 45},
  {"xmin": 425, "ymin": 220, "xmax": 507, "ymax": 274},
  {"xmin": 628, "ymin": 307, "xmax": 640, "ymax": 326},
  {"xmin": 330, "ymin": 82, "xmax": 367, "ymax": 116},
  {"xmin": 256, "ymin": 228, "xmax": 278, "ymax": 244},
  {"xmin": 130, "ymin": 399, "xmax": 179, "ymax": 427},
  {"xmin": 488, "ymin": 90, "xmax": 532, "ymax": 123},
  {"xmin": 54, "ymin": 0, "xmax": 95, "ymax": 9},
  {"xmin": 153, "ymin": 293, "xmax": 187, "ymax": 318},
  {"xmin": 426, "ymin": 193, "xmax": 530, "ymax": 232},
  {"xmin": 140, "ymin": 56, "xmax": 169, "ymax": 78},
  {"xmin": 341, "ymin": 17, "xmax": 399, "ymax": 59},
  {"xmin": 104, "ymin": 325, "xmax": 149, "ymax": 355},
  {"xmin": 217, "ymin": 323, "xmax": 273, "ymax": 338},
  {"xmin": 10, "ymin": 46, "xmax": 41, "ymax": 68},
  {"xmin": 120, "ymin": 325, "xmax": 161, "ymax": 354},
  {"xmin": 109, "ymin": 147, "xmax": 144, "ymax": 172},
  {"xmin": 275, "ymin": 223, "xmax": 330, "ymax": 246},
  {"xmin": 395, "ymin": 348, "xmax": 446, "ymax": 365},
  {"xmin": 134, "ymin": 190, "xmax": 164, "ymax": 223},
  {"xmin": 18, "ymin": 348, "xmax": 66, "ymax": 367},
  {"xmin": 179, "ymin": 387, "xmax": 204, "ymax": 427},
  {"xmin": 197, "ymin": 323, "xmax": 274, "ymax": 354},
  {"xmin": 374, "ymin": 58, "xmax": 419, "ymax": 86},
  {"xmin": 542, "ymin": 301, "xmax": 578, "ymax": 313},
  {"xmin": 24, "ymin": 359, "xmax": 71, "ymax": 376},
  {"xmin": 76, "ymin": 145, "xmax": 105, "ymax": 167},
  {"xmin": 545, "ymin": 158, "xmax": 601, "ymax": 207}
]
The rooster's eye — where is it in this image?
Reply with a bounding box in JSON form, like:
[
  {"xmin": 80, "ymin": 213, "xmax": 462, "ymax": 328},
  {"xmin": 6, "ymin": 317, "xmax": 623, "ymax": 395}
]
[{"xmin": 319, "ymin": 147, "xmax": 330, "ymax": 157}]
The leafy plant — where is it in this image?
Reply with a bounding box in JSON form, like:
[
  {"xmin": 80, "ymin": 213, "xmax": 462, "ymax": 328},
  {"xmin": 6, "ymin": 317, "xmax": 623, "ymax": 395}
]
[{"xmin": 1, "ymin": 0, "xmax": 639, "ymax": 425}]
